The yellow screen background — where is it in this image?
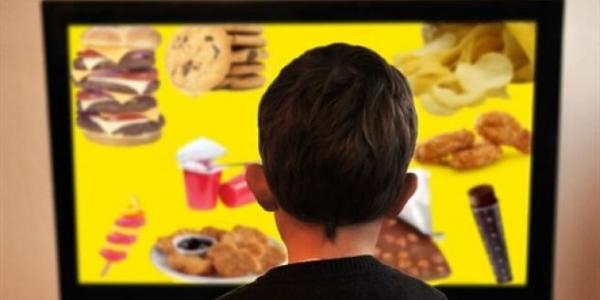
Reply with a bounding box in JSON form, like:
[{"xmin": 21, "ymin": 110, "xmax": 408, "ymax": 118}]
[{"xmin": 69, "ymin": 23, "xmax": 533, "ymax": 285}]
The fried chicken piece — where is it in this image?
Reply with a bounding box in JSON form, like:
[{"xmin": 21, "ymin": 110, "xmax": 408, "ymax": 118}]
[
  {"xmin": 232, "ymin": 226, "xmax": 269, "ymax": 245},
  {"xmin": 207, "ymin": 242, "xmax": 262, "ymax": 277},
  {"xmin": 415, "ymin": 129, "xmax": 475, "ymax": 163},
  {"xmin": 448, "ymin": 142, "xmax": 502, "ymax": 170},
  {"xmin": 156, "ymin": 236, "xmax": 176, "ymax": 254},
  {"xmin": 475, "ymin": 111, "xmax": 531, "ymax": 153},
  {"xmin": 199, "ymin": 226, "xmax": 227, "ymax": 241},
  {"xmin": 166, "ymin": 253, "xmax": 213, "ymax": 275},
  {"xmin": 259, "ymin": 244, "xmax": 287, "ymax": 272}
]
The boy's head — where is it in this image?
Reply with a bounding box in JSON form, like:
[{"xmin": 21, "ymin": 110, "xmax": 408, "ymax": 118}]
[{"xmin": 248, "ymin": 43, "xmax": 417, "ymax": 241}]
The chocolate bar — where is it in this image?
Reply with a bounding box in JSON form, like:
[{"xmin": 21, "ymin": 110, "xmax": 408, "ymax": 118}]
[
  {"xmin": 469, "ymin": 185, "xmax": 512, "ymax": 283},
  {"xmin": 375, "ymin": 217, "xmax": 451, "ymax": 281}
]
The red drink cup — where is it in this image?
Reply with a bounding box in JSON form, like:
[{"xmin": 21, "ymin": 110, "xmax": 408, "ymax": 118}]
[
  {"xmin": 219, "ymin": 172, "xmax": 255, "ymax": 208},
  {"xmin": 182, "ymin": 167, "xmax": 222, "ymax": 210}
]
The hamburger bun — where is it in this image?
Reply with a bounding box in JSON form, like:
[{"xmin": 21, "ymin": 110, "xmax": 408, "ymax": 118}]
[
  {"xmin": 82, "ymin": 26, "xmax": 161, "ymax": 49},
  {"xmin": 82, "ymin": 130, "xmax": 161, "ymax": 146}
]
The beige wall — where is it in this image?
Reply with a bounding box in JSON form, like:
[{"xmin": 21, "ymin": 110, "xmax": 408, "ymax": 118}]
[{"xmin": 1, "ymin": 0, "xmax": 598, "ymax": 299}]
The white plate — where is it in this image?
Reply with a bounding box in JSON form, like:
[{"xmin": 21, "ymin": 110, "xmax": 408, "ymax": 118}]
[{"xmin": 151, "ymin": 240, "xmax": 286, "ymax": 285}]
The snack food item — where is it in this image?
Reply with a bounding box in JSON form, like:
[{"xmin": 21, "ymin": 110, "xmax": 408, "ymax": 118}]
[
  {"xmin": 73, "ymin": 26, "xmax": 164, "ymax": 146},
  {"xmin": 100, "ymin": 196, "xmax": 145, "ymax": 276},
  {"xmin": 218, "ymin": 25, "xmax": 268, "ymax": 90},
  {"xmin": 415, "ymin": 129, "xmax": 475, "ymax": 163},
  {"xmin": 468, "ymin": 185, "xmax": 512, "ymax": 283},
  {"xmin": 375, "ymin": 217, "xmax": 451, "ymax": 281},
  {"xmin": 216, "ymin": 75, "xmax": 265, "ymax": 90},
  {"xmin": 166, "ymin": 26, "xmax": 232, "ymax": 95},
  {"xmin": 475, "ymin": 111, "xmax": 531, "ymax": 153},
  {"xmin": 448, "ymin": 142, "xmax": 502, "ymax": 170},
  {"xmin": 177, "ymin": 138, "xmax": 226, "ymax": 210},
  {"xmin": 155, "ymin": 225, "xmax": 286, "ymax": 278},
  {"xmin": 395, "ymin": 22, "xmax": 535, "ymax": 115},
  {"xmin": 415, "ymin": 111, "xmax": 530, "ymax": 170}
]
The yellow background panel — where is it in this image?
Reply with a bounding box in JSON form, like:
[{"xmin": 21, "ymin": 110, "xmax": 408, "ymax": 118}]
[{"xmin": 69, "ymin": 23, "xmax": 533, "ymax": 285}]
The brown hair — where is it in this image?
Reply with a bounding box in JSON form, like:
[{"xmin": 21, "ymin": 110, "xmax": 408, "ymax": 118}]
[{"xmin": 258, "ymin": 43, "xmax": 417, "ymax": 240}]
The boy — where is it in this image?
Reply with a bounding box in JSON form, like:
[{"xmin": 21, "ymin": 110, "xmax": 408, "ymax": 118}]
[{"xmin": 217, "ymin": 43, "xmax": 446, "ymax": 300}]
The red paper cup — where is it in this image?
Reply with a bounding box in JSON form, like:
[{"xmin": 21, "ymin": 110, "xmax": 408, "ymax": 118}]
[
  {"xmin": 183, "ymin": 168, "xmax": 222, "ymax": 210},
  {"xmin": 219, "ymin": 173, "xmax": 255, "ymax": 208}
]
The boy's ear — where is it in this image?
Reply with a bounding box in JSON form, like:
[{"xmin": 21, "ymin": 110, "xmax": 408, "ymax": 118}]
[
  {"xmin": 386, "ymin": 173, "xmax": 418, "ymax": 217},
  {"xmin": 246, "ymin": 164, "xmax": 278, "ymax": 212}
]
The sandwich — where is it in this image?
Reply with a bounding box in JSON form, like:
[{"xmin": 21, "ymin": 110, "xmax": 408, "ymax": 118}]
[{"xmin": 72, "ymin": 26, "xmax": 164, "ymax": 146}]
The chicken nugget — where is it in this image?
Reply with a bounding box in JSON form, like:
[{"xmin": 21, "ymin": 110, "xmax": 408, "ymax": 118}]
[
  {"xmin": 259, "ymin": 244, "xmax": 287, "ymax": 272},
  {"xmin": 199, "ymin": 226, "xmax": 227, "ymax": 241},
  {"xmin": 156, "ymin": 236, "xmax": 176, "ymax": 254},
  {"xmin": 166, "ymin": 253, "xmax": 213, "ymax": 275},
  {"xmin": 415, "ymin": 129, "xmax": 475, "ymax": 163},
  {"xmin": 238, "ymin": 239, "xmax": 267, "ymax": 259},
  {"xmin": 232, "ymin": 225, "xmax": 269, "ymax": 245},
  {"xmin": 475, "ymin": 111, "xmax": 531, "ymax": 153},
  {"xmin": 207, "ymin": 243, "xmax": 262, "ymax": 277},
  {"xmin": 448, "ymin": 142, "xmax": 502, "ymax": 170}
]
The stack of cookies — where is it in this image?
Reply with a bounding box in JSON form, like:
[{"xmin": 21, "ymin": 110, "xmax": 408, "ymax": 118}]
[
  {"xmin": 166, "ymin": 25, "xmax": 267, "ymax": 96},
  {"xmin": 217, "ymin": 25, "xmax": 268, "ymax": 90}
]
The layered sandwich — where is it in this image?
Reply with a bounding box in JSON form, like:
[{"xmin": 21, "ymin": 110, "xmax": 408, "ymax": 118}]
[{"xmin": 72, "ymin": 26, "xmax": 164, "ymax": 146}]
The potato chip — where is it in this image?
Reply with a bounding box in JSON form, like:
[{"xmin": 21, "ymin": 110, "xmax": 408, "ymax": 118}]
[
  {"xmin": 419, "ymin": 92, "xmax": 458, "ymax": 116},
  {"xmin": 422, "ymin": 23, "xmax": 475, "ymax": 44},
  {"xmin": 456, "ymin": 52, "xmax": 513, "ymax": 93},
  {"xmin": 455, "ymin": 23, "xmax": 504, "ymax": 64},
  {"xmin": 431, "ymin": 84, "xmax": 485, "ymax": 109},
  {"xmin": 396, "ymin": 22, "xmax": 532, "ymax": 115},
  {"xmin": 502, "ymin": 29, "xmax": 533, "ymax": 82}
]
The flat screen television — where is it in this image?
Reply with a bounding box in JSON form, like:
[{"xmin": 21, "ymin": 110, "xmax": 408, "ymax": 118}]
[{"xmin": 42, "ymin": 1, "xmax": 564, "ymax": 299}]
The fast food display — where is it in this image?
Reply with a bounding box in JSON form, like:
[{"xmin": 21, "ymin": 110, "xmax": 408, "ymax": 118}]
[
  {"xmin": 69, "ymin": 23, "xmax": 536, "ymax": 286},
  {"xmin": 100, "ymin": 196, "xmax": 146, "ymax": 276},
  {"xmin": 376, "ymin": 217, "xmax": 451, "ymax": 281},
  {"xmin": 468, "ymin": 185, "xmax": 512, "ymax": 283},
  {"xmin": 166, "ymin": 25, "xmax": 267, "ymax": 96},
  {"xmin": 72, "ymin": 26, "xmax": 164, "ymax": 146},
  {"xmin": 415, "ymin": 111, "xmax": 530, "ymax": 170},
  {"xmin": 154, "ymin": 226, "xmax": 286, "ymax": 278},
  {"xmin": 395, "ymin": 22, "xmax": 535, "ymax": 115}
]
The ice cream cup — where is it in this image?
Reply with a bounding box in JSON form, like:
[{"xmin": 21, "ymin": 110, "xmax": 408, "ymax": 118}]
[{"xmin": 182, "ymin": 162, "xmax": 222, "ymax": 210}]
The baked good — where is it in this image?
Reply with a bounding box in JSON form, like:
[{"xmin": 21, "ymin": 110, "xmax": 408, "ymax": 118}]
[
  {"xmin": 229, "ymin": 34, "xmax": 266, "ymax": 47},
  {"xmin": 216, "ymin": 75, "xmax": 265, "ymax": 90},
  {"xmin": 166, "ymin": 26, "xmax": 232, "ymax": 95},
  {"xmin": 231, "ymin": 48, "xmax": 268, "ymax": 64},
  {"xmin": 228, "ymin": 63, "xmax": 265, "ymax": 76},
  {"xmin": 223, "ymin": 24, "xmax": 263, "ymax": 34}
]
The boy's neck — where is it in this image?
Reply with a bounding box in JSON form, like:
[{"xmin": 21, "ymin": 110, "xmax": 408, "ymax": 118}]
[{"xmin": 275, "ymin": 211, "xmax": 382, "ymax": 264}]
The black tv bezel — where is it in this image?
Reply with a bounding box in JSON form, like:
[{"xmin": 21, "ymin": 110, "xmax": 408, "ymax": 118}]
[{"xmin": 42, "ymin": 1, "xmax": 564, "ymax": 299}]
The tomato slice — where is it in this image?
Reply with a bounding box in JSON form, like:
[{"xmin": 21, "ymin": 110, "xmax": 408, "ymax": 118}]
[
  {"xmin": 121, "ymin": 69, "xmax": 157, "ymax": 80},
  {"xmin": 77, "ymin": 90, "xmax": 108, "ymax": 100},
  {"xmin": 78, "ymin": 49, "xmax": 102, "ymax": 58},
  {"xmin": 100, "ymin": 112, "xmax": 146, "ymax": 121}
]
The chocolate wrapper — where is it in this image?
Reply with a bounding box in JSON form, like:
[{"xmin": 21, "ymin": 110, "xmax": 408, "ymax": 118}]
[{"xmin": 399, "ymin": 169, "xmax": 433, "ymax": 235}]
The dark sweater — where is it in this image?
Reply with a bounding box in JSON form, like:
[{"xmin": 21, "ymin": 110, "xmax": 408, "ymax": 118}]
[{"xmin": 215, "ymin": 255, "xmax": 447, "ymax": 300}]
